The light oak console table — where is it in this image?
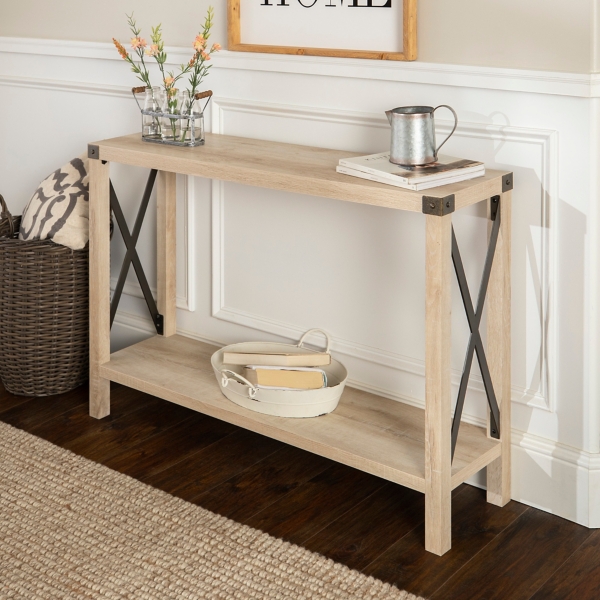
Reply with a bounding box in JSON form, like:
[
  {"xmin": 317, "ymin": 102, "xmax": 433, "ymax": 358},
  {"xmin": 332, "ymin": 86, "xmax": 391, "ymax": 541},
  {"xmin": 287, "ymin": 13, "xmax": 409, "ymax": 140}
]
[{"xmin": 88, "ymin": 133, "xmax": 513, "ymax": 556}]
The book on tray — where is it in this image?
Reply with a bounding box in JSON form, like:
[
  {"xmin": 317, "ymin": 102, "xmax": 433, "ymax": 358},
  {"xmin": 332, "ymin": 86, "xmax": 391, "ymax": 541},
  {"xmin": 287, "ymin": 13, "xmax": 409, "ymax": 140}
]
[
  {"xmin": 337, "ymin": 152, "xmax": 485, "ymax": 190},
  {"xmin": 222, "ymin": 350, "xmax": 331, "ymax": 367},
  {"xmin": 244, "ymin": 366, "xmax": 327, "ymax": 390}
]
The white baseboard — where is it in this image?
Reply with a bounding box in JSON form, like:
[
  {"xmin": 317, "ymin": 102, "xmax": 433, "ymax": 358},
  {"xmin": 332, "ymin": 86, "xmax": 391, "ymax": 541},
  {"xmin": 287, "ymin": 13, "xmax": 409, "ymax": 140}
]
[
  {"xmin": 112, "ymin": 308, "xmax": 600, "ymax": 528},
  {"xmin": 110, "ymin": 278, "xmax": 189, "ymax": 312}
]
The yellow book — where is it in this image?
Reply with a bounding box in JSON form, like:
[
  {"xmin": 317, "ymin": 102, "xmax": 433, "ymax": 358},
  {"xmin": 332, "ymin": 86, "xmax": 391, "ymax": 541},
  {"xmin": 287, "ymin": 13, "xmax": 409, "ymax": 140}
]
[{"xmin": 244, "ymin": 366, "xmax": 327, "ymax": 390}]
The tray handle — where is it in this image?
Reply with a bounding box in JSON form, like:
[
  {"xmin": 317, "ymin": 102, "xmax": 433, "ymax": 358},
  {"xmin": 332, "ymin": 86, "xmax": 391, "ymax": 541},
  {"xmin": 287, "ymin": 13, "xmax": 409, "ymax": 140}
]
[
  {"xmin": 221, "ymin": 369, "xmax": 258, "ymax": 400},
  {"xmin": 297, "ymin": 329, "xmax": 331, "ymax": 354}
]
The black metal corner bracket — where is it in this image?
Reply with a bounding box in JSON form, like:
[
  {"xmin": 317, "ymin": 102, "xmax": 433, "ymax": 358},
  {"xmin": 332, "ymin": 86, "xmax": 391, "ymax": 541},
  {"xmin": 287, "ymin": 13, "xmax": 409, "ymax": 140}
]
[
  {"xmin": 422, "ymin": 194, "xmax": 455, "ymax": 216},
  {"xmin": 109, "ymin": 169, "xmax": 164, "ymax": 335},
  {"xmin": 88, "ymin": 144, "xmax": 100, "ymax": 160},
  {"xmin": 490, "ymin": 195, "xmax": 500, "ymax": 221},
  {"xmin": 502, "ymin": 172, "xmax": 513, "ymax": 193},
  {"xmin": 450, "ymin": 196, "xmax": 502, "ymax": 461}
]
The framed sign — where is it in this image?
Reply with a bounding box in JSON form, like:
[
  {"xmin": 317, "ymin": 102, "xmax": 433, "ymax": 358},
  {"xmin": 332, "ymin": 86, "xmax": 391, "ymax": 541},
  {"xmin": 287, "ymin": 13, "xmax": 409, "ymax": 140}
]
[{"xmin": 227, "ymin": 0, "xmax": 416, "ymax": 61}]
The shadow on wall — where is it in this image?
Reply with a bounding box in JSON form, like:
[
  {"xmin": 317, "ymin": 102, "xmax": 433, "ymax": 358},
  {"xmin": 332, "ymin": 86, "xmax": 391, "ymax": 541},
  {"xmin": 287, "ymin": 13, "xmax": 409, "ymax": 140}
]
[{"xmin": 493, "ymin": 186, "xmax": 587, "ymax": 523}]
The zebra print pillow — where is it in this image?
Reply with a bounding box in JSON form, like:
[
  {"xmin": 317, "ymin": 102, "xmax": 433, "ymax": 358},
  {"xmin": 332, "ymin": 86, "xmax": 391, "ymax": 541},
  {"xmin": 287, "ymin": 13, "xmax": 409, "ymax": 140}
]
[{"xmin": 19, "ymin": 156, "xmax": 89, "ymax": 250}]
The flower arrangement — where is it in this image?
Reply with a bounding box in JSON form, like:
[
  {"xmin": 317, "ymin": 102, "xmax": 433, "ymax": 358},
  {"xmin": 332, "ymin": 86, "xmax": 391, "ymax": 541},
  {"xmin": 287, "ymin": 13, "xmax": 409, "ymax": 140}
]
[{"xmin": 112, "ymin": 9, "xmax": 220, "ymax": 145}]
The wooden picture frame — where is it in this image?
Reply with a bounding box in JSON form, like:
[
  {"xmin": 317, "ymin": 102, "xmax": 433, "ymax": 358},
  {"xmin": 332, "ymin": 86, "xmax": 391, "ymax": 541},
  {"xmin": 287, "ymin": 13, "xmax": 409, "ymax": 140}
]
[{"xmin": 227, "ymin": 0, "xmax": 417, "ymax": 61}]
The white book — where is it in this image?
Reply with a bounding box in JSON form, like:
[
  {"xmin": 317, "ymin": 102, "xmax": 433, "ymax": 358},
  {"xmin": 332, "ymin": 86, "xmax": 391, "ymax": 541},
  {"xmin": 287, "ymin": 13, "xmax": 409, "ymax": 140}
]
[
  {"xmin": 336, "ymin": 165, "xmax": 485, "ymax": 191},
  {"xmin": 222, "ymin": 350, "xmax": 330, "ymax": 367},
  {"xmin": 339, "ymin": 152, "xmax": 485, "ymax": 184}
]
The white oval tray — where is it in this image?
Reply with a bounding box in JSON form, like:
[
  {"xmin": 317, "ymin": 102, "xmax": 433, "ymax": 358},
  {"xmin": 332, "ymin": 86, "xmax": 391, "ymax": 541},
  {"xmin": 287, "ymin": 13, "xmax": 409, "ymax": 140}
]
[{"xmin": 211, "ymin": 329, "xmax": 347, "ymax": 418}]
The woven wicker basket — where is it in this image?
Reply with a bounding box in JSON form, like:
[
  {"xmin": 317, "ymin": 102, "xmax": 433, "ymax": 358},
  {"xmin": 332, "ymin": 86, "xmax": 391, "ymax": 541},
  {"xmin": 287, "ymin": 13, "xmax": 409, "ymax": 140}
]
[{"xmin": 0, "ymin": 194, "xmax": 89, "ymax": 396}]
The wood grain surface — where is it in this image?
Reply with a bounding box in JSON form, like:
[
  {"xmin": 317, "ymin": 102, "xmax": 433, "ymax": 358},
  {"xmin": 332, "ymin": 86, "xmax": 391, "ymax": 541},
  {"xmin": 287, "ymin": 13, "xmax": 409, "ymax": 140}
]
[
  {"xmin": 143, "ymin": 429, "xmax": 285, "ymax": 502},
  {"xmin": 195, "ymin": 444, "xmax": 333, "ymax": 522},
  {"xmin": 529, "ymin": 530, "xmax": 600, "ymax": 600},
  {"xmin": 91, "ymin": 133, "xmax": 509, "ymax": 213},
  {"xmin": 424, "ymin": 214, "xmax": 452, "ymax": 555},
  {"xmin": 301, "ymin": 482, "xmax": 424, "ymax": 570},
  {"xmin": 156, "ymin": 170, "xmax": 177, "ymax": 337},
  {"xmin": 430, "ymin": 508, "xmax": 591, "ymax": 600},
  {"xmin": 98, "ymin": 334, "xmax": 501, "ymax": 494},
  {"xmin": 363, "ymin": 485, "xmax": 528, "ymax": 598},
  {"xmin": 88, "ymin": 159, "xmax": 111, "ymax": 419},
  {"xmin": 486, "ymin": 190, "xmax": 512, "ymax": 506},
  {"xmin": 243, "ymin": 463, "xmax": 386, "ymax": 545}
]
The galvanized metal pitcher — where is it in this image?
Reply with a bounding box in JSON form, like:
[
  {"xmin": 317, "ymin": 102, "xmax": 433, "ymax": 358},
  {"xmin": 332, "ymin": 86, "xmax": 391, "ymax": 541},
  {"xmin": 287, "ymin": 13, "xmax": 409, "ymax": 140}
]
[{"xmin": 385, "ymin": 105, "xmax": 458, "ymax": 166}]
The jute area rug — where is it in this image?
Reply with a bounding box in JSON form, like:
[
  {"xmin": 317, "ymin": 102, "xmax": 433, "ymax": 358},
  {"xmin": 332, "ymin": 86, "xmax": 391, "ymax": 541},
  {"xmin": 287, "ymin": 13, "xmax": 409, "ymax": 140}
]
[{"xmin": 0, "ymin": 422, "xmax": 423, "ymax": 599}]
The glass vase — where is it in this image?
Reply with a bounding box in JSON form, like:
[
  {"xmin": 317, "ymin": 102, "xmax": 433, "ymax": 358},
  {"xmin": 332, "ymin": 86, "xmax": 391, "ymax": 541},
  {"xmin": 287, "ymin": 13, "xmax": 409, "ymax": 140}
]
[
  {"xmin": 161, "ymin": 89, "xmax": 180, "ymax": 142},
  {"xmin": 178, "ymin": 93, "xmax": 205, "ymax": 146},
  {"xmin": 142, "ymin": 86, "xmax": 162, "ymax": 140}
]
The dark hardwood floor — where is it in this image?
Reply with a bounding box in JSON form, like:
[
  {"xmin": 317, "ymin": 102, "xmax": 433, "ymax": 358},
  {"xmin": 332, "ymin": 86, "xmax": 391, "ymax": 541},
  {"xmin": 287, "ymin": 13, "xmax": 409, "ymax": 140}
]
[{"xmin": 1, "ymin": 381, "xmax": 598, "ymax": 599}]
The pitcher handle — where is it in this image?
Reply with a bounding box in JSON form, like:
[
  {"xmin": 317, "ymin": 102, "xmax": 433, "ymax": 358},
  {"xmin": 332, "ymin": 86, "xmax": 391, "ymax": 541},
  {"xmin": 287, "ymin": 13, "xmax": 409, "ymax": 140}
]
[{"xmin": 433, "ymin": 105, "xmax": 458, "ymax": 160}]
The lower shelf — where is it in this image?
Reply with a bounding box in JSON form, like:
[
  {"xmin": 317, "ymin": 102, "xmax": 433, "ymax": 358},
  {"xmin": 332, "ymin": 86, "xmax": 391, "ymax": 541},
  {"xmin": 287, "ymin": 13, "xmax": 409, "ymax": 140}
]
[{"xmin": 100, "ymin": 334, "xmax": 501, "ymax": 493}]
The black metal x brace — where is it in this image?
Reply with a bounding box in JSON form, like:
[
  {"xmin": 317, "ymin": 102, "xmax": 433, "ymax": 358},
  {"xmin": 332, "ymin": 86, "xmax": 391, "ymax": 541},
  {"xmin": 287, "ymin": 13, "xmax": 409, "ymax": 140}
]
[
  {"xmin": 109, "ymin": 169, "xmax": 164, "ymax": 335},
  {"xmin": 451, "ymin": 195, "xmax": 502, "ymax": 461}
]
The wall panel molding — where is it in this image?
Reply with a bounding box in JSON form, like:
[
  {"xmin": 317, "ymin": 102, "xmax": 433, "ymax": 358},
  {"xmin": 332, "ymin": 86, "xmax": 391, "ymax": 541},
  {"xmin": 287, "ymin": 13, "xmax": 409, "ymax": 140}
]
[
  {"xmin": 181, "ymin": 175, "xmax": 197, "ymax": 312},
  {"xmin": 1, "ymin": 36, "xmax": 599, "ymax": 98},
  {"xmin": 0, "ymin": 74, "xmax": 128, "ymax": 98},
  {"xmin": 211, "ymin": 97, "xmax": 558, "ymax": 412}
]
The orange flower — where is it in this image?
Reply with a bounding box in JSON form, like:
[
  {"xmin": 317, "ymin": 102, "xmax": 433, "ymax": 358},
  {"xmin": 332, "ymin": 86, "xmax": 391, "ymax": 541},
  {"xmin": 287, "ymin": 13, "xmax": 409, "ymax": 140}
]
[
  {"xmin": 193, "ymin": 35, "xmax": 206, "ymax": 52},
  {"xmin": 201, "ymin": 51, "xmax": 211, "ymax": 61},
  {"xmin": 131, "ymin": 36, "xmax": 147, "ymax": 49},
  {"xmin": 211, "ymin": 43, "xmax": 221, "ymax": 52},
  {"xmin": 112, "ymin": 38, "xmax": 129, "ymax": 59},
  {"xmin": 188, "ymin": 55, "xmax": 197, "ymax": 67},
  {"xmin": 145, "ymin": 44, "xmax": 159, "ymax": 57},
  {"xmin": 164, "ymin": 76, "xmax": 175, "ymax": 87}
]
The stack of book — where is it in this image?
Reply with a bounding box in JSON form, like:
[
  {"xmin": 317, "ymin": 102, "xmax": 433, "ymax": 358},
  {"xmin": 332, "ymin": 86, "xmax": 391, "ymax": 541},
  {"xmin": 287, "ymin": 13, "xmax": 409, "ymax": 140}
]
[
  {"xmin": 223, "ymin": 350, "xmax": 330, "ymax": 391},
  {"xmin": 337, "ymin": 152, "xmax": 485, "ymax": 191}
]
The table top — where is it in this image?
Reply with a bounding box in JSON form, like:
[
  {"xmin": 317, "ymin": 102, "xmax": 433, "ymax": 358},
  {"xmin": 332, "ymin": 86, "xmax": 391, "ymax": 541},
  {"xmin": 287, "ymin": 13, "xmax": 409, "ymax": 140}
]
[{"xmin": 90, "ymin": 133, "xmax": 511, "ymax": 213}]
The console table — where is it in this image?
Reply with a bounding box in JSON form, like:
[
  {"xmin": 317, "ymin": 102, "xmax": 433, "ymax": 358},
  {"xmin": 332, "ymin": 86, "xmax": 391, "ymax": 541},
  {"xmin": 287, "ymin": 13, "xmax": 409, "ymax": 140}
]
[{"xmin": 87, "ymin": 133, "xmax": 513, "ymax": 556}]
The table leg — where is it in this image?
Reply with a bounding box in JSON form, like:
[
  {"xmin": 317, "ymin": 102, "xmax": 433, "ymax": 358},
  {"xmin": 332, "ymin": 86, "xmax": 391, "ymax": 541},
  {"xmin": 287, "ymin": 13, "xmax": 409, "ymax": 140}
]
[
  {"xmin": 424, "ymin": 213, "xmax": 453, "ymax": 555},
  {"xmin": 157, "ymin": 171, "xmax": 177, "ymax": 337},
  {"xmin": 487, "ymin": 191, "xmax": 512, "ymax": 506},
  {"xmin": 89, "ymin": 159, "xmax": 111, "ymax": 418}
]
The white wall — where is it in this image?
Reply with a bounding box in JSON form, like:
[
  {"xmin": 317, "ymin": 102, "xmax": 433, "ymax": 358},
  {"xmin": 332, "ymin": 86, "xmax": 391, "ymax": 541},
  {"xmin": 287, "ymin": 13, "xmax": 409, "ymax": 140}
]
[
  {"xmin": 0, "ymin": 25, "xmax": 599, "ymax": 527},
  {"xmin": 0, "ymin": 0, "xmax": 595, "ymax": 72}
]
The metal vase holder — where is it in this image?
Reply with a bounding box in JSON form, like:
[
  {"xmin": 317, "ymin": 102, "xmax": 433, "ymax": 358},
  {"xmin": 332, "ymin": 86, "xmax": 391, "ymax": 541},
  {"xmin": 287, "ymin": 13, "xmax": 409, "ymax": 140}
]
[{"xmin": 132, "ymin": 87, "xmax": 213, "ymax": 148}]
